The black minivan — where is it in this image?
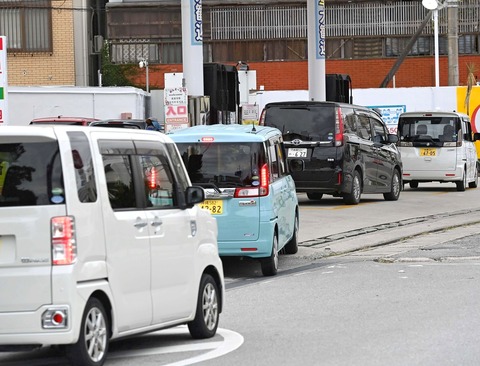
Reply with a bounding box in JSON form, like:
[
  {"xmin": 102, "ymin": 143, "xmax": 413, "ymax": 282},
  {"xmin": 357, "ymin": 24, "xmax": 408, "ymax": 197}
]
[{"xmin": 260, "ymin": 101, "xmax": 402, "ymax": 204}]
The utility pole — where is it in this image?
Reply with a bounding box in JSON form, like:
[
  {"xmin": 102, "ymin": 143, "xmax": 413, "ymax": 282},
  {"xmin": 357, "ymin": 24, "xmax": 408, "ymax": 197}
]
[{"xmin": 447, "ymin": 0, "xmax": 459, "ymax": 86}]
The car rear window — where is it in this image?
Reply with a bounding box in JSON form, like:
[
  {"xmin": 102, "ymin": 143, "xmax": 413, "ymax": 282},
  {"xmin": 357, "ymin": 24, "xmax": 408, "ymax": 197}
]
[
  {"xmin": 398, "ymin": 116, "xmax": 461, "ymax": 143},
  {"xmin": 0, "ymin": 138, "xmax": 64, "ymax": 207},
  {"xmin": 264, "ymin": 105, "xmax": 336, "ymax": 141},
  {"xmin": 175, "ymin": 142, "xmax": 266, "ymax": 188}
]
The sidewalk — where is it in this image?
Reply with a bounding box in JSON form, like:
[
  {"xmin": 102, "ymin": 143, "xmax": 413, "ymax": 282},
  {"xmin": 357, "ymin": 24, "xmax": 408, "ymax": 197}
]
[{"xmin": 296, "ymin": 211, "xmax": 480, "ymax": 259}]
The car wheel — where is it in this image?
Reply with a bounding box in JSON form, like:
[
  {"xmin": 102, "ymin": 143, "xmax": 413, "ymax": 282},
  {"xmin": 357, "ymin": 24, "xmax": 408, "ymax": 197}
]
[
  {"xmin": 261, "ymin": 233, "xmax": 279, "ymax": 276},
  {"xmin": 456, "ymin": 170, "xmax": 466, "ymax": 191},
  {"xmin": 306, "ymin": 192, "xmax": 323, "ymax": 200},
  {"xmin": 409, "ymin": 181, "xmax": 419, "ymax": 189},
  {"xmin": 343, "ymin": 170, "xmax": 361, "ymax": 205},
  {"xmin": 188, "ymin": 274, "xmax": 220, "ymax": 339},
  {"xmin": 66, "ymin": 298, "xmax": 109, "ymax": 366},
  {"xmin": 384, "ymin": 169, "xmax": 401, "ymax": 201},
  {"xmin": 469, "ymin": 170, "xmax": 478, "ymax": 188},
  {"xmin": 283, "ymin": 213, "xmax": 299, "ymax": 255}
]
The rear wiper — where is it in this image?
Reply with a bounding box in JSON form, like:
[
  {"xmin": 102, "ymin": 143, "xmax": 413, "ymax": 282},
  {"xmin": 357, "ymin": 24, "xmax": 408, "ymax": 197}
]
[{"xmin": 194, "ymin": 182, "xmax": 222, "ymax": 194}]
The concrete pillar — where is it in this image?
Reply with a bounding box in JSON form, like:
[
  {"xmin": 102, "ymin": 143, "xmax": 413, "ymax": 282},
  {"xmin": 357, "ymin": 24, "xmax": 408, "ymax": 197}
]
[
  {"xmin": 447, "ymin": 0, "xmax": 459, "ymax": 86},
  {"xmin": 307, "ymin": 0, "xmax": 326, "ymax": 101},
  {"xmin": 181, "ymin": 0, "xmax": 204, "ymax": 96}
]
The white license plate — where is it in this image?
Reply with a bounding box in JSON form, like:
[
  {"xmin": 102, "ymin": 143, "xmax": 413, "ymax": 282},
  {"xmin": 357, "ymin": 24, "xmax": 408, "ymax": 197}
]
[{"xmin": 288, "ymin": 148, "xmax": 307, "ymax": 158}]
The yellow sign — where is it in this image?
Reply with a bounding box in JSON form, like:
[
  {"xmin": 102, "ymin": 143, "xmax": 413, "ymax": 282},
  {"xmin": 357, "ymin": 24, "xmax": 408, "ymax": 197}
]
[{"xmin": 457, "ymin": 86, "xmax": 480, "ymax": 159}]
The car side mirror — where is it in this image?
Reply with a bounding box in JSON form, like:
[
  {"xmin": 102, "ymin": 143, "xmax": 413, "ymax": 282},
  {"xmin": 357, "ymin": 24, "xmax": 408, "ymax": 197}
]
[
  {"xmin": 289, "ymin": 159, "xmax": 304, "ymax": 172},
  {"xmin": 473, "ymin": 133, "xmax": 480, "ymax": 141},
  {"xmin": 387, "ymin": 134, "xmax": 399, "ymax": 144},
  {"xmin": 184, "ymin": 186, "xmax": 205, "ymax": 209}
]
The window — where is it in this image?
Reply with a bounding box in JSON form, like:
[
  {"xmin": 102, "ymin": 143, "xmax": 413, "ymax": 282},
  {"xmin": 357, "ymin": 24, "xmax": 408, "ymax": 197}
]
[
  {"xmin": 67, "ymin": 132, "xmax": 97, "ymax": 203},
  {"xmin": 176, "ymin": 142, "xmax": 266, "ymax": 188},
  {"xmin": 140, "ymin": 155, "xmax": 175, "ymax": 209},
  {"xmin": 371, "ymin": 118, "xmax": 387, "ymax": 144},
  {"xmin": 356, "ymin": 113, "xmax": 372, "ymax": 141},
  {"xmin": 463, "ymin": 118, "xmax": 473, "ymax": 142},
  {"xmin": 268, "ymin": 143, "xmax": 279, "ymax": 181},
  {"xmin": 103, "ymin": 155, "xmax": 136, "ymax": 210},
  {"xmin": 0, "ymin": 138, "xmax": 64, "ymax": 207},
  {"xmin": 342, "ymin": 107, "xmax": 357, "ymax": 133},
  {"xmin": 0, "ymin": 0, "xmax": 52, "ymax": 52}
]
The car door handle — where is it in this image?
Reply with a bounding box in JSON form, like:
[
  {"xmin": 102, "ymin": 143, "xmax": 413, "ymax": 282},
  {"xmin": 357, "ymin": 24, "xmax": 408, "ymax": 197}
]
[
  {"xmin": 151, "ymin": 220, "xmax": 163, "ymax": 227},
  {"xmin": 134, "ymin": 219, "xmax": 148, "ymax": 228}
]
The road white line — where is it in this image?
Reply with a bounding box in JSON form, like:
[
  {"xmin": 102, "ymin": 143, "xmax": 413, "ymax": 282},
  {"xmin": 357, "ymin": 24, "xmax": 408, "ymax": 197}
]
[{"xmin": 108, "ymin": 327, "xmax": 244, "ymax": 365}]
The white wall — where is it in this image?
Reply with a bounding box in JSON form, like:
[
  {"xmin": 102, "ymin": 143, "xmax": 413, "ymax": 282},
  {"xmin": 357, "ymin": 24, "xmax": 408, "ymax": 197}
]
[
  {"xmin": 253, "ymin": 86, "xmax": 459, "ymax": 116},
  {"xmin": 8, "ymin": 86, "xmax": 148, "ymax": 126}
]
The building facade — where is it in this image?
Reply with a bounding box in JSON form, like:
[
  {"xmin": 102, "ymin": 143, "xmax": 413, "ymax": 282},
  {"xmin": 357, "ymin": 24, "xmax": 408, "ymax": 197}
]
[{"xmin": 2, "ymin": 0, "xmax": 480, "ymax": 89}]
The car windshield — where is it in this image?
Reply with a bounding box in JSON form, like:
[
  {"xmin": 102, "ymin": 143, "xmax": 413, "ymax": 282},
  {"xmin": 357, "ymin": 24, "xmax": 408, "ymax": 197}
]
[
  {"xmin": 175, "ymin": 142, "xmax": 266, "ymax": 188},
  {"xmin": 264, "ymin": 106, "xmax": 335, "ymax": 141},
  {"xmin": 398, "ymin": 116, "xmax": 461, "ymax": 143}
]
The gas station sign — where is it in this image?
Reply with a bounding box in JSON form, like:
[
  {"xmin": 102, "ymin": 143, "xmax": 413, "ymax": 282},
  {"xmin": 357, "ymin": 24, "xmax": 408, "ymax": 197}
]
[{"xmin": 164, "ymin": 87, "xmax": 189, "ymax": 132}]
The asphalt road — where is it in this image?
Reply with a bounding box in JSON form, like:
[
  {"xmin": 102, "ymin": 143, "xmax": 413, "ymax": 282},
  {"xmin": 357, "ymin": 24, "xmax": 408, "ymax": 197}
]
[{"xmin": 1, "ymin": 182, "xmax": 480, "ymax": 366}]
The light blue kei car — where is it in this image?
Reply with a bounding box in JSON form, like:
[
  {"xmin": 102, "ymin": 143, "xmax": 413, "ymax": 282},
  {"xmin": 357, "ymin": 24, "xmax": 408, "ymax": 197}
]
[{"xmin": 169, "ymin": 124, "xmax": 300, "ymax": 276}]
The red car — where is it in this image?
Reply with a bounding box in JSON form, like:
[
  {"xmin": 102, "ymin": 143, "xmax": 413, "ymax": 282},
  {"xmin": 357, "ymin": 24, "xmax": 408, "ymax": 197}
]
[{"xmin": 30, "ymin": 116, "xmax": 98, "ymax": 126}]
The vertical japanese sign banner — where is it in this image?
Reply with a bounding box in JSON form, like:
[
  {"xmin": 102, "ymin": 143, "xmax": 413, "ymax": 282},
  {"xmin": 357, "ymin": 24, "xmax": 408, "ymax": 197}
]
[
  {"xmin": 0, "ymin": 36, "xmax": 8, "ymax": 125},
  {"xmin": 315, "ymin": 0, "xmax": 326, "ymax": 60},
  {"xmin": 191, "ymin": 0, "xmax": 202, "ymax": 46}
]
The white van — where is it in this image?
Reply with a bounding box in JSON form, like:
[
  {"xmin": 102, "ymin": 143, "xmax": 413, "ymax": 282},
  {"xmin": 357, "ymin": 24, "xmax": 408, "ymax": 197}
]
[
  {"xmin": 397, "ymin": 111, "xmax": 480, "ymax": 191},
  {"xmin": 0, "ymin": 126, "xmax": 224, "ymax": 366}
]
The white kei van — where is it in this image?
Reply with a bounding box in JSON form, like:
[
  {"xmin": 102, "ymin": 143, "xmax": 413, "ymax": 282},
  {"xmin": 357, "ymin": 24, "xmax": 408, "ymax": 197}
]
[
  {"xmin": 397, "ymin": 111, "xmax": 480, "ymax": 191},
  {"xmin": 0, "ymin": 126, "xmax": 224, "ymax": 366}
]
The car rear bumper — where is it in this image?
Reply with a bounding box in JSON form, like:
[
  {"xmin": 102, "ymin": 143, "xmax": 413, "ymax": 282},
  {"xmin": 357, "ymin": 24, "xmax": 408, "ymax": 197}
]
[
  {"xmin": 0, "ymin": 304, "xmax": 78, "ymax": 345},
  {"xmin": 402, "ymin": 167, "xmax": 463, "ymax": 182}
]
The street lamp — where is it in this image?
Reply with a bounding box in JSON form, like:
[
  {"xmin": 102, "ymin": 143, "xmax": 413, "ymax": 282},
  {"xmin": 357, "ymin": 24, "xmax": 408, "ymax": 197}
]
[
  {"xmin": 139, "ymin": 58, "xmax": 149, "ymax": 93},
  {"xmin": 422, "ymin": 0, "xmax": 446, "ymax": 88}
]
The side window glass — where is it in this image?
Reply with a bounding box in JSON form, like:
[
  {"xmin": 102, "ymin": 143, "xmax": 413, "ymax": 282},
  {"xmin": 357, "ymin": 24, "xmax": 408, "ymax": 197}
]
[
  {"xmin": 276, "ymin": 143, "xmax": 287, "ymax": 176},
  {"xmin": 357, "ymin": 114, "xmax": 372, "ymax": 140},
  {"xmin": 67, "ymin": 132, "xmax": 97, "ymax": 203},
  {"xmin": 464, "ymin": 119, "xmax": 473, "ymax": 142},
  {"xmin": 140, "ymin": 155, "xmax": 176, "ymax": 209},
  {"xmin": 268, "ymin": 143, "xmax": 279, "ymax": 181},
  {"xmin": 103, "ymin": 155, "xmax": 136, "ymax": 210},
  {"xmin": 343, "ymin": 108, "xmax": 357, "ymax": 133},
  {"xmin": 165, "ymin": 143, "xmax": 190, "ymax": 190},
  {"xmin": 371, "ymin": 118, "xmax": 387, "ymax": 143}
]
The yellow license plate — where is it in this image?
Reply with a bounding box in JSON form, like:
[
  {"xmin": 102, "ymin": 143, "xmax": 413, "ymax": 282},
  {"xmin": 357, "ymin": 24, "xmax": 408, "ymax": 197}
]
[
  {"xmin": 420, "ymin": 148, "xmax": 436, "ymax": 156},
  {"xmin": 200, "ymin": 200, "xmax": 223, "ymax": 215}
]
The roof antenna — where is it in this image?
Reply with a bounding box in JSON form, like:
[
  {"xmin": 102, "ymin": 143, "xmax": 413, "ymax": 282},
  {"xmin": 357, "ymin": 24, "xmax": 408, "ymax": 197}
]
[{"xmin": 251, "ymin": 123, "xmax": 256, "ymax": 132}]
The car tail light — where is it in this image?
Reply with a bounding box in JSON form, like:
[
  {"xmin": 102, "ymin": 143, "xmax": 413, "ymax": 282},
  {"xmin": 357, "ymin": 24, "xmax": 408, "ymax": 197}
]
[
  {"xmin": 51, "ymin": 216, "xmax": 77, "ymax": 265},
  {"xmin": 259, "ymin": 109, "xmax": 266, "ymax": 125},
  {"xmin": 335, "ymin": 108, "xmax": 344, "ymax": 147},
  {"xmin": 234, "ymin": 164, "xmax": 270, "ymax": 198},
  {"xmin": 148, "ymin": 167, "xmax": 157, "ymax": 189}
]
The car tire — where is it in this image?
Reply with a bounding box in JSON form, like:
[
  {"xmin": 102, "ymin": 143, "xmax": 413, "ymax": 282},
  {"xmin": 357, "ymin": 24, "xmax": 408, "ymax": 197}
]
[
  {"xmin": 188, "ymin": 274, "xmax": 220, "ymax": 339},
  {"xmin": 409, "ymin": 181, "xmax": 419, "ymax": 189},
  {"xmin": 384, "ymin": 169, "xmax": 401, "ymax": 201},
  {"xmin": 469, "ymin": 170, "xmax": 478, "ymax": 188},
  {"xmin": 261, "ymin": 233, "xmax": 279, "ymax": 276},
  {"xmin": 66, "ymin": 298, "xmax": 109, "ymax": 366},
  {"xmin": 283, "ymin": 213, "xmax": 299, "ymax": 255},
  {"xmin": 456, "ymin": 170, "xmax": 467, "ymax": 191},
  {"xmin": 306, "ymin": 192, "xmax": 323, "ymax": 200},
  {"xmin": 343, "ymin": 170, "xmax": 361, "ymax": 205}
]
